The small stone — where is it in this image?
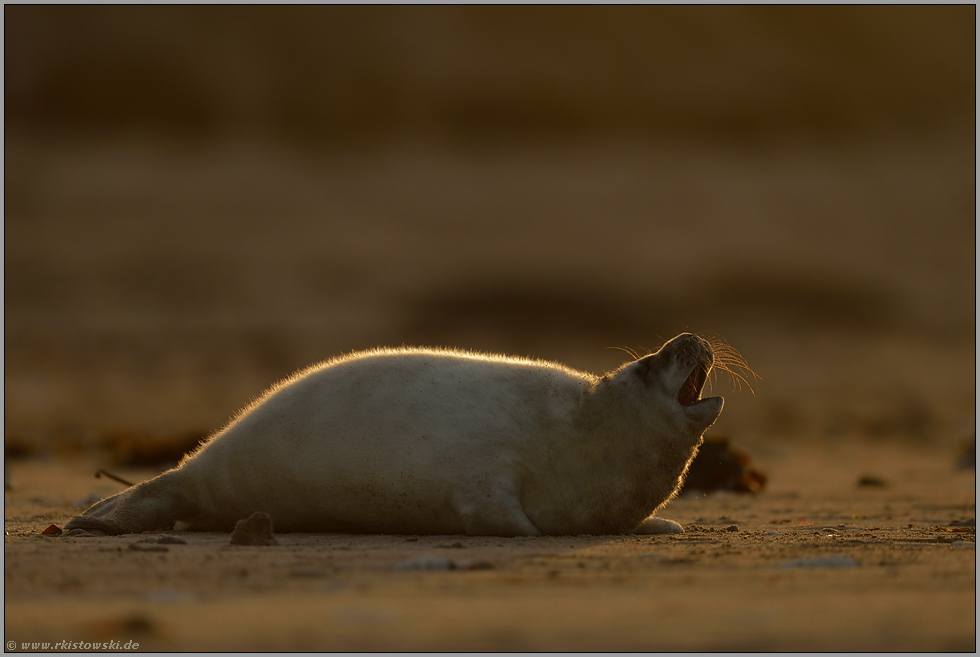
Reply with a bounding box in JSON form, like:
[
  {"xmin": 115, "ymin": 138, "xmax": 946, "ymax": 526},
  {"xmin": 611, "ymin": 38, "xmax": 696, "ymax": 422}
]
[
  {"xmin": 40, "ymin": 524, "xmax": 63, "ymax": 536},
  {"xmin": 393, "ymin": 556, "xmax": 455, "ymax": 571},
  {"xmin": 723, "ymin": 524, "xmax": 739, "ymax": 532},
  {"xmin": 146, "ymin": 589, "xmax": 188, "ymax": 603},
  {"xmin": 119, "ymin": 613, "xmax": 157, "ymax": 635},
  {"xmin": 775, "ymin": 556, "xmax": 859, "ymax": 569},
  {"xmin": 128, "ymin": 543, "xmax": 169, "ymax": 552},
  {"xmin": 229, "ymin": 511, "xmax": 279, "ymax": 546},
  {"xmin": 137, "ymin": 535, "xmax": 188, "ymax": 545},
  {"xmin": 154, "ymin": 535, "xmax": 188, "ymax": 545},
  {"xmin": 289, "ymin": 568, "xmax": 330, "ymax": 578}
]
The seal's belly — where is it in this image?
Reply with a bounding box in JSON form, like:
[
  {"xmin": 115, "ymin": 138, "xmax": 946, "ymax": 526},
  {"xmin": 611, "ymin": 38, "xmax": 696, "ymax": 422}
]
[{"xmin": 189, "ymin": 378, "xmax": 541, "ymax": 532}]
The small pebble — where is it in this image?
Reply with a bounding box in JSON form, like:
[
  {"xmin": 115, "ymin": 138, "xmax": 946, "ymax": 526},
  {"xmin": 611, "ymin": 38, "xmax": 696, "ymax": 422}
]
[
  {"xmin": 145, "ymin": 589, "xmax": 189, "ymax": 603},
  {"xmin": 128, "ymin": 543, "xmax": 169, "ymax": 552},
  {"xmin": 289, "ymin": 568, "xmax": 331, "ymax": 578},
  {"xmin": 394, "ymin": 556, "xmax": 455, "ymax": 571},
  {"xmin": 392, "ymin": 556, "xmax": 492, "ymax": 571},
  {"xmin": 155, "ymin": 535, "xmax": 188, "ymax": 545},
  {"xmin": 138, "ymin": 535, "xmax": 188, "ymax": 545},
  {"xmin": 776, "ymin": 556, "xmax": 859, "ymax": 569}
]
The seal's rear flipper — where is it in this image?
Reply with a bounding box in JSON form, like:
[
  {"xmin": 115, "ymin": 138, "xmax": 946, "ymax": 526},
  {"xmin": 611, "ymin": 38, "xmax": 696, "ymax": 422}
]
[
  {"xmin": 634, "ymin": 516, "xmax": 684, "ymax": 534},
  {"xmin": 64, "ymin": 470, "xmax": 190, "ymax": 536}
]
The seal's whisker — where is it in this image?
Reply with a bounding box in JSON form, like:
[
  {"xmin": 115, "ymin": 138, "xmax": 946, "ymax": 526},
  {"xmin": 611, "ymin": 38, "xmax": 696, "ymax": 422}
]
[
  {"xmin": 708, "ymin": 341, "xmax": 755, "ymax": 372},
  {"xmin": 708, "ymin": 342, "xmax": 747, "ymax": 362},
  {"xmin": 714, "ymin": 361, "xmax": 756, "ymax": 395},
  {"xmin": 699, "ymin": 333, "xmax": 758, "ymax": 395}
]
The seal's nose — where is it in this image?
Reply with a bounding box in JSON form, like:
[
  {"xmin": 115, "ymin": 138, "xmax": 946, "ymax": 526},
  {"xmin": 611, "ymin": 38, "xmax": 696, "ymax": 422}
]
[
  {"xmin": 658, "ymin": 333, "xmax": 714, "ymax": 365},
  {"xmin": 671, "ymin": 334, "xmax": 715, "ymax": 370}
]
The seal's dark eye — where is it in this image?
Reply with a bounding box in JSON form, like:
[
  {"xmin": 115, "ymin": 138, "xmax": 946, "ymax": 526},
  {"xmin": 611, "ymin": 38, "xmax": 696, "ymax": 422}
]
[{"xmin": 633, "ymin": 357, "xmax": 656, "ymax": 383}]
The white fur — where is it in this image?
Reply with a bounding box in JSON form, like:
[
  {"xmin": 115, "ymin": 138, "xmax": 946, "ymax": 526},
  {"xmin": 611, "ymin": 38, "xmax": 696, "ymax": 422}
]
[{"xmin": 66, "ymin": 334, "xmax": 724, "ymax": 536}]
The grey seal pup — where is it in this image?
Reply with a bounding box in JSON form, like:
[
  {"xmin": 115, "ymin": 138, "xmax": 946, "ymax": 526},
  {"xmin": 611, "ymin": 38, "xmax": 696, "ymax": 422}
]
[{"xmin": 66, "ymin": 332, "xmax": 732, "ymax": 536}]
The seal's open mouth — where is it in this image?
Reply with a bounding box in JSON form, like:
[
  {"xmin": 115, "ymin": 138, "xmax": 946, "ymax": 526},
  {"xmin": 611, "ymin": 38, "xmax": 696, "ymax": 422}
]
[{"xmin": 677, "ymin": 363, "xmax": 709, "ymax": 406}]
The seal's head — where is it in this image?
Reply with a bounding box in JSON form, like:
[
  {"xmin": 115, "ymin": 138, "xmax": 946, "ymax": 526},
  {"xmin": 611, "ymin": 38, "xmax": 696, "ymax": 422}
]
[{"xmin": 623, "ymin": 333, "xmax": 725, "ymax": 435}]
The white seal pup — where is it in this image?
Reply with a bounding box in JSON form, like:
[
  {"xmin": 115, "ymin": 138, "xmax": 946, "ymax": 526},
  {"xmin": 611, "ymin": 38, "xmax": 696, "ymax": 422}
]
[{"xmin": 65, "ymin": 333, "xmax": 726, "ymax": 536}]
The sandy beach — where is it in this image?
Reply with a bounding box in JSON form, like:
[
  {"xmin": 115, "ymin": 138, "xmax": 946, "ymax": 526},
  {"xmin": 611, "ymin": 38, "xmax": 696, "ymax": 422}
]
[{"xmin": 4, "ymin": 439, "xmax": 975, "ymax": 651}]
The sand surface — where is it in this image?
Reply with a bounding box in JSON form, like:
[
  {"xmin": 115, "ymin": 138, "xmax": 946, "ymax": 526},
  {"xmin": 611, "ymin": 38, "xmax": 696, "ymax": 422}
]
[{"xmin": 4, "ymin": 440, "xmax": 975, "ymax": 652}]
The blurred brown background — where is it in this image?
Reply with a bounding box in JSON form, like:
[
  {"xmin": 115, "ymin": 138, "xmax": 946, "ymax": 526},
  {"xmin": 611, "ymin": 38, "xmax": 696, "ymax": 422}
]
[{"xmin": 4, "ymin": 6, "xmax": 975, "ymax": 453}]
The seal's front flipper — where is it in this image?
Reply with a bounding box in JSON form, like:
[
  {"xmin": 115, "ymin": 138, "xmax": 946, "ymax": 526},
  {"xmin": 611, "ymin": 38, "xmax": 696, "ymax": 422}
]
[
  {"xmin": 457, "ymin": 487, "xmax": 543, "ymax": 537},
  {"xmin": 634, "ymin": 516, "xmax": 684, "ymax": 534},
  {"xmin": 64, "ymin": 471, "xmax": 190, "ymax": 536}
]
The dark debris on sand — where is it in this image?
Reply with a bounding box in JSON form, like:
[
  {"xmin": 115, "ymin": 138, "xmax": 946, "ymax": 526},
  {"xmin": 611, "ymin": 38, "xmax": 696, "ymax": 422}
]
[{"xmin": 682, "ymin": 436, "xmax": 766, "ymax": 495}]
